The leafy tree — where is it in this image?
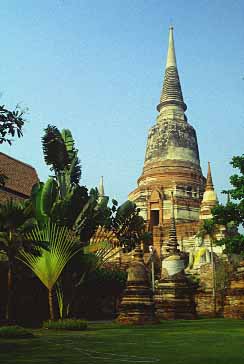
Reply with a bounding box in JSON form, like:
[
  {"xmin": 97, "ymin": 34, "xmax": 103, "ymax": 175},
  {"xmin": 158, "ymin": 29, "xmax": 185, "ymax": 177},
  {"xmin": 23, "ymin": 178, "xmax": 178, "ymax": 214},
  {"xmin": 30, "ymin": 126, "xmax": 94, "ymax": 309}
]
[
  {"xmin": 110, "ymin": 200, "xmax": 151, "ymax": 252},
  {"xmin": 0, "ymin": 199, "xmax": 41, "ymax": 322},
  {"xmin": 78, "ymin": 268, "xmax": 127, "ymax": 319},
  {"xmin": 19, "ymin": 221, "xmax": 81, "ymax": 320},
  {"xmin": 0, "ymin": 104, "xmax": 25, "ymax": 145},
  {"xmin": 212, "ymin": 154, "xmax": 244, "ymax": 256},
  {"xmin": 0, "ymin": 104, "xmax": 26, "ymax": 186},
  {"xmin": 73, "ymin": 188, "xmax": 111, "ymax": 242}
]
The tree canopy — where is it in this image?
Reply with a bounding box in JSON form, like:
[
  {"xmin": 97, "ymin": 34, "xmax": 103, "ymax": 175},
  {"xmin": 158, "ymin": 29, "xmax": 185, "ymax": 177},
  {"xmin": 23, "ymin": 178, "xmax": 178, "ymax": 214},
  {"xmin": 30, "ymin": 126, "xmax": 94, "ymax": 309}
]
[
  {"xmin": 212, "ymin": 154, "xmax": 244, "ymax": 256},
  {"xmin": 0, "ymin": 104, "xmax": 25, "ymax": 145},
  {"xmin": 0, "ymin": 104, "xmax": 26, "ymax": 186}
]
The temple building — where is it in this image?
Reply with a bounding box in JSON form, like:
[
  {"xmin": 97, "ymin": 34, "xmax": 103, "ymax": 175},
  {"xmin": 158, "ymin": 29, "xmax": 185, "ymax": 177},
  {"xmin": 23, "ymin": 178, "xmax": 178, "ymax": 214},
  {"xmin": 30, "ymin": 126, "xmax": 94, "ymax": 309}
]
[
  {"xmin": 128, "ymin": 27, "xmax": 219, "ymax": 259},
  {"xmin": 0, "ymin": 152, "xmax": 38, "ymax": 202}
]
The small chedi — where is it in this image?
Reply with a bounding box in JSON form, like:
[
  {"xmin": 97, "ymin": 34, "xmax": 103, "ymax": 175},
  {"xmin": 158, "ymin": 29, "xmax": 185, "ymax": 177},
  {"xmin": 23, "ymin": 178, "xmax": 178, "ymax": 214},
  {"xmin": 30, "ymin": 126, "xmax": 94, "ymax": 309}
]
[
  {"xmin": 117, "ymin": 245, "xmax": 157, "ymax": 324},
  {"xmin": 154, "ymin": 193, "xmax": 196, "ymax": 320}
]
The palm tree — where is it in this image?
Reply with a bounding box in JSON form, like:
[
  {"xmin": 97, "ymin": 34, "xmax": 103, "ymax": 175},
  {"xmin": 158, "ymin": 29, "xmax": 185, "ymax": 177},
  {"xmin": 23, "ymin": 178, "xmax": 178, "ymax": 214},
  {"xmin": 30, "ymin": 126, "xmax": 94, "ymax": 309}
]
[
  {"xmin": 198, "ymin": 219, "xmax": 218, "ymax": 316},
  {"xmin": 0, "ymin": 199, "xmax": 39, "ymax": 322},
  {"xmin": 57, "ymin": 227, "xmax": 122, "ymax": 319},
  {"xmin": 19, "ymin": 221, "xmax": 81, "ymax": 320}
]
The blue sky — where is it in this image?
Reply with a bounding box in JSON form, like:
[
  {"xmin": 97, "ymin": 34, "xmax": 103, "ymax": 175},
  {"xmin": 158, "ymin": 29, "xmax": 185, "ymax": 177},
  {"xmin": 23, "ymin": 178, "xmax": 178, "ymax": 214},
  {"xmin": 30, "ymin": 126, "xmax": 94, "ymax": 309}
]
[{"xmin": 0, "ymin": 0, "xmax": 243, "ymax": 204}]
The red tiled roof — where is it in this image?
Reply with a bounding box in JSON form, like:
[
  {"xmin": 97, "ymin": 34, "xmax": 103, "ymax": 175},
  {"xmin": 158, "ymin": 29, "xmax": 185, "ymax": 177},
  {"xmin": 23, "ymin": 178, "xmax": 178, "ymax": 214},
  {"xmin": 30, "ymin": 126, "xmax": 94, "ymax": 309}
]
[{"xmin": 0, "ymin": 152, "xmax": 39, "ymax": 197}]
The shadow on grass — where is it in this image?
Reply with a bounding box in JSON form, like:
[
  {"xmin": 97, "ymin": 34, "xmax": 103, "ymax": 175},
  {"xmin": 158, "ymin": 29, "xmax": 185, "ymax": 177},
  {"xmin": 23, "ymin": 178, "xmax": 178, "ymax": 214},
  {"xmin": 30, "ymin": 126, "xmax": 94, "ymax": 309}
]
[{"xmin": 87, "ymin": 318, "xmax": 244, "ymax": 333}]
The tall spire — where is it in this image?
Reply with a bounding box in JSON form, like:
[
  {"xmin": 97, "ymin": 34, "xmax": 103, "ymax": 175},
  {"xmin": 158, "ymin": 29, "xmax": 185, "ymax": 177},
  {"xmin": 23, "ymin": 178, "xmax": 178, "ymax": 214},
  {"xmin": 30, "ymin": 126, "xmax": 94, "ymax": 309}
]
[
  {"xmin": 157, "ymin": 26, "xmax": 187, "ymax": 114},
  {"xmin": 205, "ymin": 162, "xmax": 214, "ymax": 191}
]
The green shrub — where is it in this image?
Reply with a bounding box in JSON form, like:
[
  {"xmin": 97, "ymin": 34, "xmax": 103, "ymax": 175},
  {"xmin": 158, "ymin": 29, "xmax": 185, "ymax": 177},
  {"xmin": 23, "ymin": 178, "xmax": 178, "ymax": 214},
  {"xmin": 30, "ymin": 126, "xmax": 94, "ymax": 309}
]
[
  {"xmin": 0, "ymin": 325, "xmax": 34, "ymax": 338},
  {"xmin": 43, "ymin": 319, "xmax": 87, "ymax": 330}
]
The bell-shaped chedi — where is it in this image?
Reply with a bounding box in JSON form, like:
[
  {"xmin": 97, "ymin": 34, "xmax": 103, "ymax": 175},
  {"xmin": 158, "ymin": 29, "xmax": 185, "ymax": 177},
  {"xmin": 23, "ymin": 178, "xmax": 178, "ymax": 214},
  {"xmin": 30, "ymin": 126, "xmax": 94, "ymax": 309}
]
[
  {"xmin": 200, "ymin": 162, "xmax": 218, "ymax": 220},
  {"xmin": 154, "ymin": 194, "xmax": 197, "ymax": 320},
  {"xmin": 129, "ymin": 27, "xmax": 205, "ymax": 242},
  {"xmin": 116, "ymin": 246, "xmax": 157, "ymax": 324}
]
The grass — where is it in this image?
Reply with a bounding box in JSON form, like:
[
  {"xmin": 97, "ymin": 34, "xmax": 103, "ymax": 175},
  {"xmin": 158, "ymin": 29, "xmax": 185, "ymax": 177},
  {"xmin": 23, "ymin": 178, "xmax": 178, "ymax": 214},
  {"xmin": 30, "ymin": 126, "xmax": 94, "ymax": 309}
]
[
  {"xmin": 1, "ymin": 319, "xmax": 244, "ymax": 363},
  {"xmin": 0, "ymin": 326, "xmax": 34, "ymax": 339},
  {"xmin": 43, "ymin": 319, "xmax": 87, "ymax": 330}
]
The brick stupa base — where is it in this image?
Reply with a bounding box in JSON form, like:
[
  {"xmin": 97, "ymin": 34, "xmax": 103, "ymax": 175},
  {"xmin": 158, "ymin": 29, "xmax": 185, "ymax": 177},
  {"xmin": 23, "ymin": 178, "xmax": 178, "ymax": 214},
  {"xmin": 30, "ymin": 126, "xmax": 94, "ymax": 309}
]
[
  {"xmin": 116, "ymin": 246, "xmax": 157, "ymax": 325},
  {"xmin": 154, "ymin": 273, "xmax": 197, "ymax": 320},
  {"xmin": 224, "ymin": 261, "xmax": 244, "ymax": 319},
  {"xmin": 195, "ymin": 290, "xmax": 224, "ymax": 317}
]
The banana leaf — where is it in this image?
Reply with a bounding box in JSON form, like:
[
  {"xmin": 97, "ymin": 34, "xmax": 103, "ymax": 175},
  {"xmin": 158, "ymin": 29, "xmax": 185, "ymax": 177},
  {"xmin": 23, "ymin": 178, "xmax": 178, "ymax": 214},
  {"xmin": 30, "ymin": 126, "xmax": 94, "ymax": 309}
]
[{"xmin": 41, "ymin": 178, "xmax": 59, "ymax": 216}]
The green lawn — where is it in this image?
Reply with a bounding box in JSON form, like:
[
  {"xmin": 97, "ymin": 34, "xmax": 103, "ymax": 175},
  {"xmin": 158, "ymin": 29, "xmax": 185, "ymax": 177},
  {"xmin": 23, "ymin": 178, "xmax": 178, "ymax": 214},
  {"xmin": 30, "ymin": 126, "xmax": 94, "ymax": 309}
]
[{"xmin": 1, "ymin": 319, "xmax": 244, "ymax": 364}]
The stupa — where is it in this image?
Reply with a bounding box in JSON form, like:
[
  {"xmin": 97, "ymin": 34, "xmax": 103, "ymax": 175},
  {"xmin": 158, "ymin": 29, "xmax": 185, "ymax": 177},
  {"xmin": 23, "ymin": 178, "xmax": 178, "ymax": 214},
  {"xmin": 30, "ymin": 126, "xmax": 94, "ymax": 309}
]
[
  {"xmin": 117, "ymin": 245, "xmax": 157, "ymax": 324},
  {"xmin": 128, "ymin": 27, "xmax": 206, "ymax": 257},
  {"xmin": 154, "ymin": 193, "xmax": 197, "ymax": 320}
]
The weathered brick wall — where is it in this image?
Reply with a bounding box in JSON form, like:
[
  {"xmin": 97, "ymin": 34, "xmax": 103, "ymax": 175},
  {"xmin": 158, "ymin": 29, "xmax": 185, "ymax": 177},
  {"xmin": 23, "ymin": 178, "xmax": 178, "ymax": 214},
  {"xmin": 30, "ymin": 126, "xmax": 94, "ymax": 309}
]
[
  {"xmin": 195, "ymin": 290, "xmax": 224, "ymax": 317},
  {"xmin": 224, "ymin": 262, "xmax": 244, "ymax": 319}
]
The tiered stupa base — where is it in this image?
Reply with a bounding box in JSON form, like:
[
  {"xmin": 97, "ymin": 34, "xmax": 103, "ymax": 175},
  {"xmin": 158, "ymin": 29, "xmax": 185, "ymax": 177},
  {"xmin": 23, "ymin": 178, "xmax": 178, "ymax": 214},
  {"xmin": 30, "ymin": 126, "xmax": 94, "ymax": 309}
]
[
  {"xmin": 195, "ymin": 289, "xmax": 224, "ymax": 317},
  {"xmin": 154, "ymin": 256, "xmax": 196, "ymax": 320},
  {"xmin": 155, "ymin": 273, "xmax": 197, "ymax": 320},
  {"xmin": 117, "ymin": 247, "xmax": 157, "ymax": 325},
  {"xmin": 224, "ymin": 261, "xmax": 244, "ymax": 319},
  {"xmin": 116, "ymin": 281, "xmax": 157, "ymax": 324}
]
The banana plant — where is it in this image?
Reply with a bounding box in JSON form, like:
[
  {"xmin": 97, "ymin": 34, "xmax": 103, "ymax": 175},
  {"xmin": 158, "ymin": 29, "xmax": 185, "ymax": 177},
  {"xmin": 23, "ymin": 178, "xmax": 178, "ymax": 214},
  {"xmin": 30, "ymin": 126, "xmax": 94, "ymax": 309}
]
[
  {"xmin": 35, "ymin": 125, "xmax": 112, "ymax": 243},
  {"xmin": 42, "ymin": 125, "xmax": 81, "ymax": 199},
  {"xmin": 31, "ymin": 179, "xmax": 59, "ymax": 225}
]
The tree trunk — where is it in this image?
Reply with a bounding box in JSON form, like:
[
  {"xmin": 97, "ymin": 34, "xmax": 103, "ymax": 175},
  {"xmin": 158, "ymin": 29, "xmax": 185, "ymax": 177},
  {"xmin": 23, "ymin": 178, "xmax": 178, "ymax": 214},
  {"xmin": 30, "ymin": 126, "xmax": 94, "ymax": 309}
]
[
  {"xmin": 48, "ymin": 288, "xmax": 55, "ymax": 320},
  {"xmin": 210, "ymin": 239, "xmax": 216, "ymax": 316},
  {"xmin": 6, "ymin": 260, "xmax": 14, "ymax": 322}
]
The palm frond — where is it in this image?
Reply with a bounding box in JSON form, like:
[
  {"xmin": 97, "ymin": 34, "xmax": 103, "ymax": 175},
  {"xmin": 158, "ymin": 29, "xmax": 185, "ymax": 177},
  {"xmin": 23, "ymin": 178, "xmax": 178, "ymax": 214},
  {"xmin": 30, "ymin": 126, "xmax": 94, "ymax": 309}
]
[
  {"xmin": 0, "ymin": 199, "xmax": 30, "ymax": 231},
  {"xmin": 19, "ymin": 221, "xmax": 81, "ymax": 291},
  {"xmin": 85, "ymin": 226, "xmax": 121, "ymax": 268}
]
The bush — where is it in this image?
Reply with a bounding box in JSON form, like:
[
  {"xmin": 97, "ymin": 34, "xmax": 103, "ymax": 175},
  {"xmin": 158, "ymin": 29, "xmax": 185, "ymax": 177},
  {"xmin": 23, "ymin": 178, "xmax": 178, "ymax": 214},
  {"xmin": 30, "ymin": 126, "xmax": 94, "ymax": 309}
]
[
  {"xmin": 43, "ymin": 319, "xmax": 87, "ymax": 330},
  {"xmin": 77, "ymin": 268, "xmax": 127, "ymax": 320},
  {"xmin": 0, "ymin": 325, "xmax": 34, "ymax": 338}
]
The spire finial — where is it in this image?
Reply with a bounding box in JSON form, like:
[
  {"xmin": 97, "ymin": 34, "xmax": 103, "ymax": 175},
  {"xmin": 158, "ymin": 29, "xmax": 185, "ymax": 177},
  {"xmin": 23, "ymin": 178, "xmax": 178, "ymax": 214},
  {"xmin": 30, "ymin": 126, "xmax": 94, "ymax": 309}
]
[
  {"xmin": 98, "ymin": 176, "xmax": 105, "ymax": 197},
  {"xmin": 157, "ymin": 27, "xmax": 187, "ymax": 113},
  {"xmin": 206, "ymin": 162, "xmax": 214, "ymax": 191},
  {"xmin": 166, "ymin": 26, "xmax": 177, "ymax": 69}
]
